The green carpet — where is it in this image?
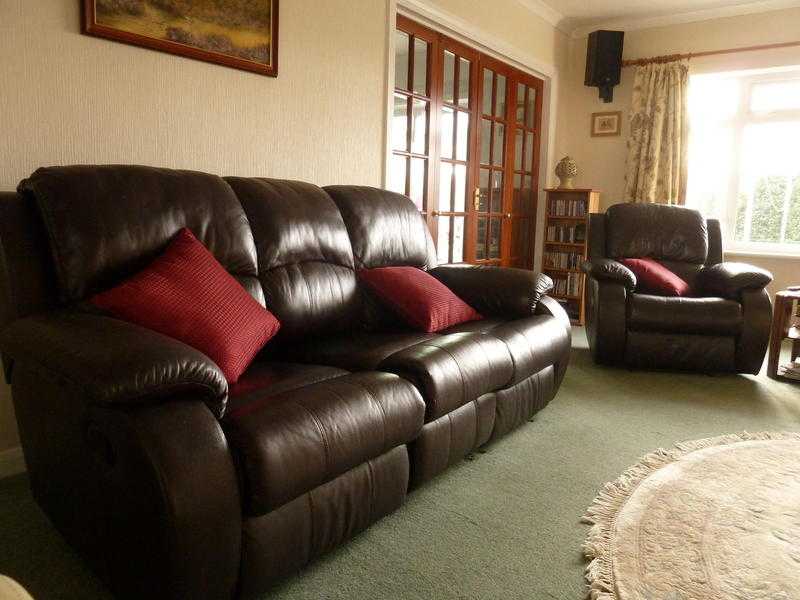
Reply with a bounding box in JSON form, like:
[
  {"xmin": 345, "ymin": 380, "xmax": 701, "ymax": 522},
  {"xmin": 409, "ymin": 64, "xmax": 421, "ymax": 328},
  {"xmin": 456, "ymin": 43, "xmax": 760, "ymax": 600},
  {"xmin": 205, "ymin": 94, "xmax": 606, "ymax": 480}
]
[{"xmin": 1, "ymin": 331, "xmax": 798, "ymax": 599}]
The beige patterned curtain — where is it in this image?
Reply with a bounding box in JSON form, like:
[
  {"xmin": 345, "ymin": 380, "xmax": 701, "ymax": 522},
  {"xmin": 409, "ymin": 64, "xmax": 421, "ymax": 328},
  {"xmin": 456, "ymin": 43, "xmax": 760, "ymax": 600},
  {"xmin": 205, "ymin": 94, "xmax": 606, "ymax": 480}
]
[{"xmin": 624, "ymin": 61, "xmax": 689, "ymax": 205}]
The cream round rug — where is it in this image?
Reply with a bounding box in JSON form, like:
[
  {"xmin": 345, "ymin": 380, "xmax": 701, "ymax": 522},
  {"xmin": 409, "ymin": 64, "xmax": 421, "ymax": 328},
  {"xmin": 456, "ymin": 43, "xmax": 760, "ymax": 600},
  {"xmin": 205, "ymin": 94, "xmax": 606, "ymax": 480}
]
[{"xmin": 583, "ymin": 432, "xmax": 800, "ymax": 600}]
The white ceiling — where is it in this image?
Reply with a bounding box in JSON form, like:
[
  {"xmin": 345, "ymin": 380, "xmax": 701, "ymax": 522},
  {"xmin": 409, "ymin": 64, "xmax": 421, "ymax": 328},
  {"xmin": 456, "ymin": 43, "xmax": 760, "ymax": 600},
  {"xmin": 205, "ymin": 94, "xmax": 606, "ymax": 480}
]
[{"xmin": 522, "ymin": 0, "xmax": 800, "ymax": 37}]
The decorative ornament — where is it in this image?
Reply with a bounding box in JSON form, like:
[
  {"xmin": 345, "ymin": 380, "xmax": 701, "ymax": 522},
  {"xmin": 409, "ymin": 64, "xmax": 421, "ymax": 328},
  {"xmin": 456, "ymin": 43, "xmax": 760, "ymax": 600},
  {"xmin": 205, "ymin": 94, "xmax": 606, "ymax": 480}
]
[{"xmin": 555, "ymin": 156, "xmax": 578, "ymax": 189}]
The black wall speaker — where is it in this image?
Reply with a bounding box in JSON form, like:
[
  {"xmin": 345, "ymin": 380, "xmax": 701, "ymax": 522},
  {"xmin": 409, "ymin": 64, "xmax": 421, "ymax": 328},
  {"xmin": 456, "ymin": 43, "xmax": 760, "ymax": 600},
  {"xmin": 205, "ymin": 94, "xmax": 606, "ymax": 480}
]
[{"xmin": 584, "ymin": 30, "xmax": 625, "ymax": 103}]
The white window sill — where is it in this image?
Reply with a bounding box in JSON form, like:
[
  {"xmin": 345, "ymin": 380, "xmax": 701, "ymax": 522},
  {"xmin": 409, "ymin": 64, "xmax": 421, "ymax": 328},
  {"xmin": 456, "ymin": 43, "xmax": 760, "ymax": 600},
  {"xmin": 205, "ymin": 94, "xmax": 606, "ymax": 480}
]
[{"xmin": 725, "ymin": 249, "xmax": 800, "ymax": 260}]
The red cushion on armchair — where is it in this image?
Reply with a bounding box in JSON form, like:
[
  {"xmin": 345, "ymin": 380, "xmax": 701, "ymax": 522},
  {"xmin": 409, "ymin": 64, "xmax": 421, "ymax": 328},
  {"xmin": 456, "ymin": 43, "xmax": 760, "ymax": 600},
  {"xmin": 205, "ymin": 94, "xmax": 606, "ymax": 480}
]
[
  {"xmin": 91, "ymin": 228, "xmax": 280, "ymax": 383},
  {"xmin": 358, "ymin": 266, "xmax": 482, "ymax": 333},
  {"xmin": 620, "ymin": 257, "xmax": 691, "ymax": 297}
]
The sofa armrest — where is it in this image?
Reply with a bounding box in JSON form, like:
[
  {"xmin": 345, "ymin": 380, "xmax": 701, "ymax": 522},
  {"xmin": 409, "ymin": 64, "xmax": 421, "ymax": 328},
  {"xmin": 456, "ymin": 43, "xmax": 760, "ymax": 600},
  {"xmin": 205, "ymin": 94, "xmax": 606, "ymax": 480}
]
[
  {"xmin": 11, "ymin": 348, "xmax": 242, "ymax": 600},
  {"xmin": 429, "ymin": 264, "xmax": 553, "ymax": 318},
  {"xmin": 581, "ymin": 258, "xmax": 637, "ymax": 291},
  {"xmin": 697, "ymin": 262, "xmax": 773, "ymax": 299},
  {"xmin": 1, "ymin": 310, "xmax": 228, "ymax": 418}
]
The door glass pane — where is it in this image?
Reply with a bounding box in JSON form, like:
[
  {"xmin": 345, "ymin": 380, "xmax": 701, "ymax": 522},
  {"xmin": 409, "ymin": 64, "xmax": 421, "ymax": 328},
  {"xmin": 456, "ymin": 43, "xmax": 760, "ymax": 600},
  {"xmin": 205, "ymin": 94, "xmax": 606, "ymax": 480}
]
[
  {"xmin": 409, "ymin": 158, "xmax": 426, "ymax": 209},
  {"xmin": 453, "ymin": 164, "xmax": 466, "ymax": 211},
  {"xmin": 411, "ymin": 99, "xmax": 427, "ymax": 154},
  {"xmin": 525, "ymin": 86, "xmax": 536, "ymax": 128},
  {"xmin": 453, "ymin": 216, "xmax": 465, "ymax": 262},
  {"xmin": 516, "ymin": 83, "xmax": 526, "ymax": 123},
  {"xmin": 514, "ymin": 130, "xmax": 523, "ymax": 171},
  {"xmin": 476, "ymin": 217, "xmax": 487, "ymax": 260},
  {"xmin": 457, "ymin": 58, "xmax": 470, "ymax": 108},
  {"xmin": 390, "ymin": 155, "xmax": 407, "ymax": 195},
  {"xmin": 439, "ymin": 162, "xmax": 453, "ymax": 212},
  {"xmin": 478, "ymin": 169, "xmax": 490, "ymax": 211},
  {"xmin": 394, "ymin": 31, "xmax": 409, "ymax": 90},
  {"xmin": 392, "ymin": 95, "xmax": 408, "ymax": 152},
  {"xmin": 456, "ymin": 111, "xmax": 469, "ymax": 161},
  {"xmin": 437, "ymin": 216, "xmax": 451, "ymax": 263},
  {"xmin": 441, "ymin": 107, "xmax": 454, "ymax": 159},
  {"xmin": 489, "ymin": 218, "xmax": 501, "ymax": 259},
  {"xmin": 491, "ymin": 171, "xmax": 503, "ymax": 213},
  {"xmin": 443, "ymin": 51, "xmax": 455, "ymax": 105},
  {"xmin": 513, "ymin": 173, "xmax": 522, "ymax": 213},
  {"xmin": 413, "ymin": 38, "xmax": 428, "ymax": 95},
  {"xmin": 524, "ymin": 132, "xmax": 534, "ymax": 171},
  {"xmin": 480, "ymin": 119, "xmax": 491, "ymax": 164},
  {"xmin": 514, "ymin": 218, "xmax": 531, "ymax": 260},
  {"xmin": 482, "ymin": 69, "xmax": 493, "ymax": 115},
  {"xmin": 495, "ymin": 74, "xmax": 506, "ymax": 118},
  {"xmin": 492, "ymin": 123, "xmax": 505, "ymax": 167},
  {"xmin": 524, "ymin": 175, "xmax": 534, "ymax": 211}
]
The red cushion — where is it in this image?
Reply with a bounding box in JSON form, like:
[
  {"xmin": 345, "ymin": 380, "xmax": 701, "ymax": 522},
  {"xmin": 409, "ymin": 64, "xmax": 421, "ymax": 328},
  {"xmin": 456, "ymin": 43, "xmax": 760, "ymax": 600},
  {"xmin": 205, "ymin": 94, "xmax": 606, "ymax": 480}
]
[
  {"xmin": 91, "ymin": 228, "xmax": 280, "ymax": 383},
  {"xmin": 358, "ymin": 266, "xmax": 482, "ymax": 333},
  {"xmin": 620, "ymin": 257, "xmax": 691, "ymax": 297}
]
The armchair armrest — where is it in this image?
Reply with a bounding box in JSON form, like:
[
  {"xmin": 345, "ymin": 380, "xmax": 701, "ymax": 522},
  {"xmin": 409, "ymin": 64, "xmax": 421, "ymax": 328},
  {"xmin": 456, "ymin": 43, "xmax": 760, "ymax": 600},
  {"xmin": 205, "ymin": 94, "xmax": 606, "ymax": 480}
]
[
  {"xmin": 429, "ymin": 264, "xmax": 553, "ymax": 318},
  {"xmin": 697, "ymin": 262, "xmax": 773, "ymax": 299},
  {"xmin": 581, "ymin": 258, "xmax": 637, "ymax": 291},
  {"xmin": 1, "ymin": 310, "xmax": 228, "ymax": 417}
]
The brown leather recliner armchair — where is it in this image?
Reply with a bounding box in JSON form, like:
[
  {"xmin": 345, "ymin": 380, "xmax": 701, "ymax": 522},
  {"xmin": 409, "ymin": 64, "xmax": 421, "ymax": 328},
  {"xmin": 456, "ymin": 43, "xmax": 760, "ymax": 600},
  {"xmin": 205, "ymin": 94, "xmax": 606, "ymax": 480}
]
[{"xmin": 582, "ymin": 203, "xmax": 773, "ymax": 373}]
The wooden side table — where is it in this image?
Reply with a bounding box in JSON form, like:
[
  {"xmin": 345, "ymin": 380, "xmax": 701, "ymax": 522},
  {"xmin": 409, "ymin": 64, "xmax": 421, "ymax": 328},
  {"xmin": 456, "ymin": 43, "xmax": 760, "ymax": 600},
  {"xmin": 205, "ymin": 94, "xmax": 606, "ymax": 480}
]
[{"xmin": 767, "ymin": 287, "xmax": 800, "ymax": 381}]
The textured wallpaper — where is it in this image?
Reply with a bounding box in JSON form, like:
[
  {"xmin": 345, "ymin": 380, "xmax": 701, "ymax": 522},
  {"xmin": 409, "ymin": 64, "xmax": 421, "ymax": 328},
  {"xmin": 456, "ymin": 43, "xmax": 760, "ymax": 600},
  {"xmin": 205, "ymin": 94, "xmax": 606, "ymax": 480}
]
[{"xmin": 0, "ymin": 0, "xmax": 388, "ymax": 190}]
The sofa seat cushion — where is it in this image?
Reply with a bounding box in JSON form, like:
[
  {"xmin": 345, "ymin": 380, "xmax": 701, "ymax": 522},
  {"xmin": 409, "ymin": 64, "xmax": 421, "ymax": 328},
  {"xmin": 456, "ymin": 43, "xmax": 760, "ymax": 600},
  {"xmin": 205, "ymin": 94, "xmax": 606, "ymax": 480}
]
[
  {"xmin": 379, "ymin": 333, "xmax": 513, "ymax": 421},
  {"xmin": 628, "ymin": 294, "xmax": 743, "ymax": 336},
  {"xmin": 283, "ymin": 332, "xmax": 437, "ymax": 371},
  {"xmin": 223, "ymin": 372, "xmax": 425, "ymax": 516},
  {"xmin": 227, "ymin": 362, "xmax": 349, "ymax": 414},
  {"xmin": 441, "ymin": 316, "xmax": 570, "ymax": 386}
]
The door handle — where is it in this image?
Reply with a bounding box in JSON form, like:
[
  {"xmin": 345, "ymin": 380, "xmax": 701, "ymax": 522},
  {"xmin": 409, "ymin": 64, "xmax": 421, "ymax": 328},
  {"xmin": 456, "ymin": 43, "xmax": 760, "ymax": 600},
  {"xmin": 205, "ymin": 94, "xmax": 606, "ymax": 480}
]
[
  {"xmin": 473, "ymin": 187, "xmax": 481, "ymax": 211},
  {"xmin": 505, "ymin": 213, "xmax": 512, "ymax": 218}
]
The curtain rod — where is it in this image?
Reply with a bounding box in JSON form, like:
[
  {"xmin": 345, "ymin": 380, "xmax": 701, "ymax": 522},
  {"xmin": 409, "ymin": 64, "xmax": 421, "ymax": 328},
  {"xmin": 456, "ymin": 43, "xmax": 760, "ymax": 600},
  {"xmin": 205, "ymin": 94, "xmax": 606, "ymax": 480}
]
[{"xmin": 622, "ymin": 40, "xmax": 800, "ymax": 67}]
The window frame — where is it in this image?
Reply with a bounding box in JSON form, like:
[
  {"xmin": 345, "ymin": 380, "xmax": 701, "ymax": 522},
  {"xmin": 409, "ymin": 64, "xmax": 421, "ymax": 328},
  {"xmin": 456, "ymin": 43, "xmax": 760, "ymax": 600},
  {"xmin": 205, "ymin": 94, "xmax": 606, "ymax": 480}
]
[{"xmin": 688, "ymin": 67, "xmax": 800, "ymax": 257}]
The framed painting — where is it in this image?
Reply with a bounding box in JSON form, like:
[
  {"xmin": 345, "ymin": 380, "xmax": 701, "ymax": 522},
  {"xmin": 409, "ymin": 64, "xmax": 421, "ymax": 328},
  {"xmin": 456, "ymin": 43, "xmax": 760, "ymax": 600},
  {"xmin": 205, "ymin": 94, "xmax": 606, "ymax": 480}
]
[
  {"xmin": 82, "ymin": 0, "xmax": 278, "ymax": 76},
  {"xmin": 590, "ymin": 111, "xmax": 622, "ymax": 137}
]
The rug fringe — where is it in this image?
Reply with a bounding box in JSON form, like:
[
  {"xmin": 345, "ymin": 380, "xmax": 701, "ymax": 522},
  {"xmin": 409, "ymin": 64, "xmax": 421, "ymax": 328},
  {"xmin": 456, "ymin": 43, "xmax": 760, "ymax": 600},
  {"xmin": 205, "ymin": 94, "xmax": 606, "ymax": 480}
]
[{"xmin": 581, "ymin": 431, "xmax": 800, "ymax": 600}]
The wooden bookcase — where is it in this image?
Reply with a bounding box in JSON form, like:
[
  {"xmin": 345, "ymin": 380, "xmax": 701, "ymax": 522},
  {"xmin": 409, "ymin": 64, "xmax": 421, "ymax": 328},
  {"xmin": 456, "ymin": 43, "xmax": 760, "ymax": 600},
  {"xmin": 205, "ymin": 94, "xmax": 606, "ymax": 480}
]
[{"xmin": 542, "ymin": 188, "xmax": 600, "ymax": 325}]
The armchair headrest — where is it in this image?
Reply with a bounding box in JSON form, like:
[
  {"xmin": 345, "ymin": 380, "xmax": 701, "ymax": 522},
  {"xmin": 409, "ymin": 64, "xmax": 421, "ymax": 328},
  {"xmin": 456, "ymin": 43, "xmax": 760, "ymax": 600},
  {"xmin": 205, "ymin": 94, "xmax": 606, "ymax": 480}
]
[{"xmin": 606, "ymin": 203, "xmax": 708, "ymax": 264}]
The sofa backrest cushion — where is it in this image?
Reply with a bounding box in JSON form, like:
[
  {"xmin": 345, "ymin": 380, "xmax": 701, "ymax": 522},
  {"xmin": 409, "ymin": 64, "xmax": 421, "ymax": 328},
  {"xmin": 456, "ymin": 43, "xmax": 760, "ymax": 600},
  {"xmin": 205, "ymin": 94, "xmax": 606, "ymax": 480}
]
[
  {"xmin": 324, "ymin": 186, "xmax": 437, "ymax": 270},
  {"xmin": 224, "ymin": 177, "xmax": 360, "ymax": 340},
  {"xmin": 18, "ymin": 165, "xmax": 259, "ymax": 303},
  {"xmin": 605, "ymin": 203, "xmax": 708, "ymax": 264}
]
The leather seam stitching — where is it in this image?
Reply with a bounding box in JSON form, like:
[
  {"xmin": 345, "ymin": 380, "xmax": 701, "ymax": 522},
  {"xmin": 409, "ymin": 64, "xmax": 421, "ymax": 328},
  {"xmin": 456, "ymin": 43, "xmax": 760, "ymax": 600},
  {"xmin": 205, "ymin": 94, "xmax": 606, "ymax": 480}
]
[
  {"xmin": 365, "ymin": 458, "xmax": 376, "ymax": 524},
  {"xmin": 295, "ymin": 402, "xmax": 332, "ymax": 478},
  {"xmin": 351, "ymin": 381, "xmax": 388, "ymax": 452}
]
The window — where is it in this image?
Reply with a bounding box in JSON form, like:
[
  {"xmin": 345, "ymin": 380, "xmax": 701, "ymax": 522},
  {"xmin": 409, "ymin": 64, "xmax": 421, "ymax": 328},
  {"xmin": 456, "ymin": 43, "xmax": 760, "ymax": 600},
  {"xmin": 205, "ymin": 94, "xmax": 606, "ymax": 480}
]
[{"xmin": 687, "ymin": 66, "xmax": 800, "ymax": 254}]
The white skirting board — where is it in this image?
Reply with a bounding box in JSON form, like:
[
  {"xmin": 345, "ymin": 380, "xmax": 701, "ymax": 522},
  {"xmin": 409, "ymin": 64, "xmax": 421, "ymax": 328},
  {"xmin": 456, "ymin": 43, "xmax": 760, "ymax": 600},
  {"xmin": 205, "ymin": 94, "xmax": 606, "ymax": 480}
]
[{"xmin": 0, "ymin": 446, "xmax": 25, "ymax": 479}]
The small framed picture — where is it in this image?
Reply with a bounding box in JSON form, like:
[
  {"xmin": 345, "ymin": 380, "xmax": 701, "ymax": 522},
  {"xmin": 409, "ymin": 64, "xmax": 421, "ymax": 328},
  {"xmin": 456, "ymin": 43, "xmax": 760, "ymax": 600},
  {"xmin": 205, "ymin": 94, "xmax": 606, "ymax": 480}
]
[{"xmin": 591, "ymin": 111, "xmax": 622, "ymax": 137}]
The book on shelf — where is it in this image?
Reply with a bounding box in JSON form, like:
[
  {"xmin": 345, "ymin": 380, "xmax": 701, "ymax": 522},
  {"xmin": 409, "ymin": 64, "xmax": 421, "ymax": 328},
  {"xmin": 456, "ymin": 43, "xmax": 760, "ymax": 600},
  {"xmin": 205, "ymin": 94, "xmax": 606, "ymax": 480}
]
[
  {"xmin": 543, "ymin": 250, "xmax": 582, "ymax": 270},
  {"xmin": 551, "ymin": 272, "xmax": 582, "ymax": 297},
  {"xmin": 546, "ymin": 223, "xmax": 586, "ymax": 244},
  {"xmin": 548, "ymin": 198, "xmax": 587, "ymax": 217}
]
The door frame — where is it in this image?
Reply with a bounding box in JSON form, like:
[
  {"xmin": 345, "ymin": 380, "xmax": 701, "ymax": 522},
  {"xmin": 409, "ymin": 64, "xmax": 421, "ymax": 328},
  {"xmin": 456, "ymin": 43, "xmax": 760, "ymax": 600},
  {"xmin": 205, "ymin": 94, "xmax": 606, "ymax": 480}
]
[{"xmin": 384, "ymin": 0, "xmax": 559, "ymax": 271}]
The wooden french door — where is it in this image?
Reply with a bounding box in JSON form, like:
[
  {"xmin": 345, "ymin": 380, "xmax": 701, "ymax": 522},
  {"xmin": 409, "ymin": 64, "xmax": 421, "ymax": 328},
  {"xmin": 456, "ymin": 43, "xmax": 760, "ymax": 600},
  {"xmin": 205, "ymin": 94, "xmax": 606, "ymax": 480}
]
[{"xmin": 391, "ymin": 16, "xmax": 543, "ymax": 268}]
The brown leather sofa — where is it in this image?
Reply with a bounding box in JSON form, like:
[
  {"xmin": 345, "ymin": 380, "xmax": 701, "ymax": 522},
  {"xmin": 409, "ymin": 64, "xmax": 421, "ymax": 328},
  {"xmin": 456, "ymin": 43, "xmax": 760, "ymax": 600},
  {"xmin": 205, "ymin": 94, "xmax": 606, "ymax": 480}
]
[
  {"xmin": 582, "ymin": 203, "xmax": 773, "ymax": 373},
  {"xmin": 0, "ymin": 165, "xmax": 571, "ymax": 600}
]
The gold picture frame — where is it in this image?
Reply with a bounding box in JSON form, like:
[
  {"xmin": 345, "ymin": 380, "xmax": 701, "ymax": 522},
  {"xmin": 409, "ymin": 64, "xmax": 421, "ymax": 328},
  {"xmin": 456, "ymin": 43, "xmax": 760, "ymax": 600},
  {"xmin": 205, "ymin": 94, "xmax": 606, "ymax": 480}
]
[
  {"xmin": 590, "ymin": 111, "xmax": 622, "ymax": 137},
  {"xmin": 82, "ymin": 0, "xmax": 278, "ymax": 77}
]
